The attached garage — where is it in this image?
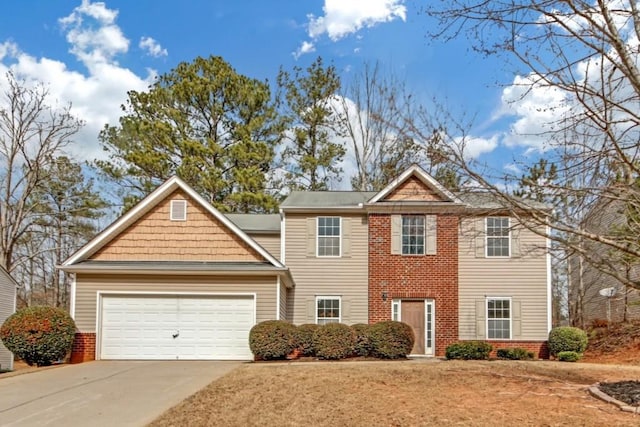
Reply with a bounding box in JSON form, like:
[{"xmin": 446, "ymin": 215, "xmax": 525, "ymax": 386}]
[
  {"xmin": 60, "ymin": 176, "xmax": 294, "ymax": 363},
  {"xmin": 99, "ymin": 294, "xmax": 255, "ymax": 360}
]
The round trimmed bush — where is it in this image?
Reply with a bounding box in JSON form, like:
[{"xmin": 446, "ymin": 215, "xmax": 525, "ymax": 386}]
[
  {"xmin": 312, "ymin": 323, "xmax": 355, "ymax": 360},
  {"xmin": 297, "ymin": 323, "xmax": 319, "ymax": 356},
  {"xmin": 557, "ymin": 351, "xmax": 581, "ymax": 362},
  {"xmin": 369, "ymin": 321, "xmax": 415, "ymax": 359},
  {"xmin": 249, "ymin": 320, "xmax": 300, "ymax": 360},
  {"xmin": 548, "ymin": 326, "xmax": 588, "ymax": 357},
  {"xmin": 351, "ymin": 324, "xmax": 373, "ymax": 357},
  {"xmin": 0, "ymin": 306, "xmax": 76, "ymax": 366}
]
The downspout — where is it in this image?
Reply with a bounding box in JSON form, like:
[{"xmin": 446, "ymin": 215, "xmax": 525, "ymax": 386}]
[{"xmin": 70, "ymin": 273, "xmax": 77, "ymax": 319}]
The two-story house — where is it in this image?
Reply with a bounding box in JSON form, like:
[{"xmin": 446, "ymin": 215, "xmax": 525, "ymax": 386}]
[{"xmin": 61, "ymin": 165, "xmax": 551, "ymax": 362}]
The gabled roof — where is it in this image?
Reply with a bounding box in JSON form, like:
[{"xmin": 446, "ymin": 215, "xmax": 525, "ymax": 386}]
[
  {"xmin": 368, "ymin": 164, "xmax": 463, "ymax": 204},
  {"xmin": 280, "ymin": 191, "xmax": 375, "ymax": 210},
  {"xmin": 458, "ymin": 192, "xmax": 551, "ymax": 211},
  {"xmin": 225, "ymin": 213, "xmax": 281, "ymax": 234},
  {"xmin": 62, "ymin": 176, "xmax": 284, "ymax": 268}
]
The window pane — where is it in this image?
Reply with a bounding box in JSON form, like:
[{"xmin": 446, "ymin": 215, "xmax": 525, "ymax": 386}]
[
  {"xmin": 402, "ymin": 215, "xmax": 425, "ymax": 255},
  {"xmin": 317, "ymin": 217, "xmax": 341, "ymax": 256},
  {"xmin": 487, "ymin": 298, "xmax": 511, "ymax": 339},
  {"xmin": 317, "ymin": 298, "xmax": 340, "ymax": 324},
  {"xmin": 487, "ymin": 217, "xmax": 510, "ymax": 257}
]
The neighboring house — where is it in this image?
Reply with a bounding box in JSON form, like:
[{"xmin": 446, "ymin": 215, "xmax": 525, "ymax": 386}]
[
  {"xmin": 569, "ymin": 198, "xmax": 640, "ymax": 327},
  {"xmin": 60, "ymin": 165, "xmax": 551, "ymax": 361},
  {"xmin": 0, "ymin": 266, "xmax": 17, "ymax": 370}
]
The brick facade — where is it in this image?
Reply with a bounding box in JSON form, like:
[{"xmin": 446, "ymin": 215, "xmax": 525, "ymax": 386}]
[
  {"xmin": 368, "ymin": 214, "xmax": 459, "ymax": 357},
  {"xmin": 486, "ymin": 340, "xmax": 549, "ymax": 359},
  {"xmin": 70, "ymin": 332, "xmax": 96, "ymax": 363}
]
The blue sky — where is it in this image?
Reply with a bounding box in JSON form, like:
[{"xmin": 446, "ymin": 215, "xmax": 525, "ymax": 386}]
[{"xmin": 0, "ymin": 1, "xmax": 547, "ymax": 183}]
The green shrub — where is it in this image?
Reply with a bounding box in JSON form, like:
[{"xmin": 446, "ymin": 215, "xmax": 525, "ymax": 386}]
[
  {"xmin": 445, "ymin": 341, "xmax": 493, "ymax": 360},
  {"xmin": 0, "ymin": 306, "xmax": 76, "ymax": 366},
  {"xmin": 313, "ymin": 323, "xmax": 355, "ymax": 360},
  {"xmin": 249, "ymin": 320, "xmax": 299, "ymax": 360},
  {"xmin": 548, "ymin": 326, "xmax": 588, "ymax": 357},
  {"xmin": 297, "ymin": 324, "xmax": 319, "ymax": 356},
  {"xmin": 351, "ymin": 324, "xmax": 373, "ymax": 357},
  {"xmin": 557, "ymin": 351, "xmax": 581, "ymax": 362},
  {"xmin": 369, "ymin": 321, "xmax": 415, "ymax": 359},
  {"xmin": 496, "ymin": 347, "xmax": 534, "ymax": 360}
]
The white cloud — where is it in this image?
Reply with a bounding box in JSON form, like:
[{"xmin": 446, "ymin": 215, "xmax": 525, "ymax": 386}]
[
  {"xmin": 0, "ymin": 41, "xmax": 18, "ymax": 60},
  {"xmin": 503, "ymin": 163, "xmax": 521, "ymax": 174},
  {"xmin": 295, "ymin": 0, "xmax": 406, "ymax": 57},
  {"xmin": 494, "ymin": 73, "xmax": 570, "ymax": 152},
  {"xmin": 0, "ymin": 1, "xmax": 156, "ymax": 161},
  {"xmin": 59, "ymin": 0, "xmax": 129, "ymax": 72},
  {"xmin": 139, "ymin": 36, "xmax": 168, "ymax": 57},
  {"xmin": 455, "ymin": 135, "xmax": 499, "ymax": 160},
  {"xmin": 293, "ymin": 41, "xmax": 315, "ymax": 59},
  {"xmin": 308, "ymin": 0, "xmax": 406, "ymax": 41}
]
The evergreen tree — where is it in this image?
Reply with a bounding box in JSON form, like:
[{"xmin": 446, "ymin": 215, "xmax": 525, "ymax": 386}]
[
  {"xmin": 98, "ymin": 56, "xmax": 284, "ymax": 213},
  {"xmin": 277, "ymin": 57, "xmax": 345, "ymax": 191}
]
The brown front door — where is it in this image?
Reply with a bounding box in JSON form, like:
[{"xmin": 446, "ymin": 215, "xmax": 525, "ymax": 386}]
[{"xmin": 402, "ymin": 301, "xmax": 425, "ymax": 354}]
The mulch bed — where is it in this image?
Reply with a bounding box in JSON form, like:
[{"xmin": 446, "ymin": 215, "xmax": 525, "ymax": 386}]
[{"xmin": 599, "ymin": 381, "xmax": 640, "ymax": 406}]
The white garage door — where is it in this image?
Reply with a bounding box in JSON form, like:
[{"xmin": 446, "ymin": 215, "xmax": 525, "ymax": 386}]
[{"xmin": 100, "ymin": 295, "xmax": 254, "ymax": 360}]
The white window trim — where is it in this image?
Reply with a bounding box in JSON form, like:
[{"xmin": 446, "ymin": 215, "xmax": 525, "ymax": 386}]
[
  {"xmin": 485, "ymin": 217, "xmax": 510, "ymax": 258},
  {"xmin": 316, "ymin": 216, "xmax": 342, "ymax": 258},
  {"xmin": 315, "ymin": 295, "xmax": 341, "ymax": 324},
  {"xmin": 170, "ymin": 199, "xmax": 187, "ymax": 221},
  {"xmin": 401, "ymin": 215, "xmax": 426, "ymax": 256},
  {"xmin": 391, "ymin": 299, "xmax": 435, "ymax": 356},
  {"xmin": 425, "ymin": 300, "xmax": 435, "ymax": 356},
  {"xmin": 486, "ymin": 296, "xmax": 512, "ymax": 340},
  {"xmin": 391, "ymin": 299, "xmax": 401, "ymax": 321}
]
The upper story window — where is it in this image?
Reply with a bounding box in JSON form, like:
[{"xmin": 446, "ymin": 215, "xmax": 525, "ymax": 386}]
[
  {"xmin": 487, "ymin": 298, "xmax": 511, "ymax": 339},
  {"xmin": 317, "ymin": 217, "xmax": 341, "ymax": 257},
  {"xmin": 402, "ymin": 215, "xmax": 425, "ymax": 255},
  {"xmin": 486, "ymin": 217, "xmax": 510, "ymax": 257}
]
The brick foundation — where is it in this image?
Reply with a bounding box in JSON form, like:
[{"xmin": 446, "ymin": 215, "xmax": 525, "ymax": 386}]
[
  {"xmin": 70, "ymin": 332, "xmax": 96, "ymax": 363},
  {"xmin": 486, "ymin": 340, "xmax": 549, "ymax": 359},
  {"xmin": 368, "ymin": 214, "xmax": 459, "ymax": 357}
]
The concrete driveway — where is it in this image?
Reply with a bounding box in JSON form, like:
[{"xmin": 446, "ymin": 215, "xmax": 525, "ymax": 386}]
[{"xmin": 0, "ymin": 360, "xmax": 241, "ymax": 426}]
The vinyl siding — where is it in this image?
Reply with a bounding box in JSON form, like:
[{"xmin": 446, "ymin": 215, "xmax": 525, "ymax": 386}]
[
  {"xmin": 0, "ymin": 270, "xmax": 15, "ymax": 370},
  {"xmin": 74, "ymin": 274, "xmax": 277, "ymax": 332},
  {"xmin": 570, "ymin": 199, "xmax": 640, "ymax": 324},
  {"xmin": 251, "ymin": 234, "xmax": 281, "ymax": 261},
  {"xmin": 458, "ymin": 217, "xmax": 549, "ymax": 340},
  {"xmin": 284, "ymin": 213, "xmax": 368, "ymax": 325},
  {"xmin": 279, "ymin": 280, "xmax": 287, "ymax": 321},
  {"xmin": 92, "ymin": 189, "xmax": 263, "ymax": 262}
]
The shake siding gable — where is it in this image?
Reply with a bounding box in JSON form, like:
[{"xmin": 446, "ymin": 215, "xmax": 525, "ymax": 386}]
[
  {"xmin": 91, "ymin": 189, "xmax": 264, "ymax": 262},
  {"xmin": 384, "ymin": 176, "xmax": 444, "ymax": 201},
  {"xmin": 459, "ymin": 217, "xmax": 549, "ymax": 341}
]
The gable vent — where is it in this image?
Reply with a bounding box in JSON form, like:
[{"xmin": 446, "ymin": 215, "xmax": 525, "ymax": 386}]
[{"xmin": 170, "ymin": 199, "xmax": 187, "ymax": 221}]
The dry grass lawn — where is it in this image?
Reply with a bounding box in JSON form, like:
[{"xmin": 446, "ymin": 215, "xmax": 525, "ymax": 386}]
[{"xmin": 149, "ymin": 360, "xmax": 640, "ymax": 426}]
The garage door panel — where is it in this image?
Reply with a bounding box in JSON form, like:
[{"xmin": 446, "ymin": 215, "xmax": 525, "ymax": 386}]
[{"xmin": 100, "ymin": 295, "xmax": 254, "ymax": 360}]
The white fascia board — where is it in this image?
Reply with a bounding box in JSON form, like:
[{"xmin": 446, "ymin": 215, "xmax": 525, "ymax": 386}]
[
  {"xmin": 63, "ymin": 176, "xmax": 284, "ymax": 269},
  {"xmin": 63, "ymin": 177, "xmax": 183, "ymax": 266},
  {"xmin": 368, "ymin": 164, "xmax": 463, "ymax": 204}
]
